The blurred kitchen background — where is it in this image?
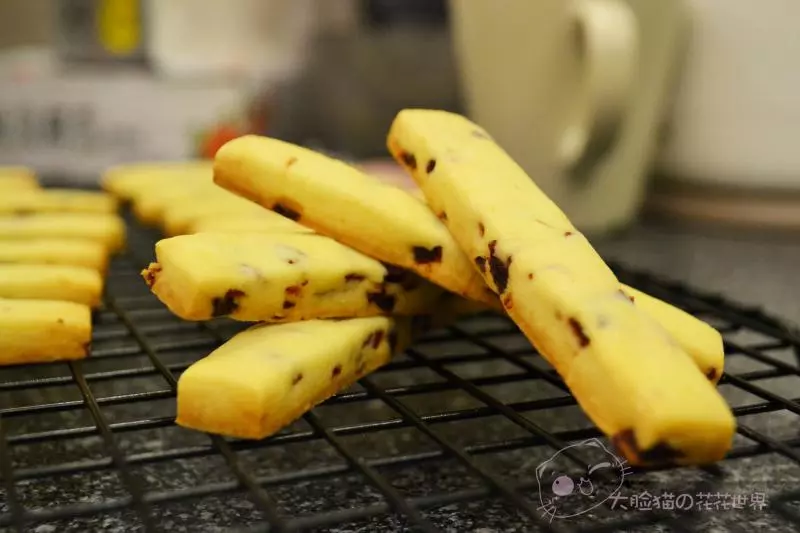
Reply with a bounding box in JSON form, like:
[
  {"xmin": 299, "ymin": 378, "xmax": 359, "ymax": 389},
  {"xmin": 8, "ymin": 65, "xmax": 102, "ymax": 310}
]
[{"xmin": 2, "ymin": 0, "xmax": 800, "ymax": 238}]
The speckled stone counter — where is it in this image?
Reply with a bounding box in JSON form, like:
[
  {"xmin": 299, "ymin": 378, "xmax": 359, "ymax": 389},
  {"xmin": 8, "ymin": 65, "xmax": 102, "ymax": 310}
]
[{"xmin": 2, "ymin": 221, "xmax": 799, "ymax": 533}]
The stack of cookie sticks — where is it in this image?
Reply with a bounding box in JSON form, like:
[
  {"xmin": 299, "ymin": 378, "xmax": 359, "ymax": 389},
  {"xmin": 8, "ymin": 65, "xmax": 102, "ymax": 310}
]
[{"xmin": 137, "ymin": 112, "xmax": 734, "ymax": 467}]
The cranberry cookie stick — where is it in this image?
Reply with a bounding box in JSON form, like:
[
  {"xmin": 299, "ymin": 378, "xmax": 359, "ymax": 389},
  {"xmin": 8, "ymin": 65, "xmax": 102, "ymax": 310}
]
[
  {"xmin": 177, "ymin": 317, "xmax": 409, "ymax": 439},
  {"xmin": 387, "ymin": 109, "xmax": 734, "ymax": 466},
  {"xmin": 142, "ymin": 233, "xmax": 444, "ymax": 322},
  {"xmin": 213, "ymin": 135, "xmax": 495, "ymax": 305},
  {"xmin": 178, "ymin": 300, "xmax": 467, "ymax": 439}
]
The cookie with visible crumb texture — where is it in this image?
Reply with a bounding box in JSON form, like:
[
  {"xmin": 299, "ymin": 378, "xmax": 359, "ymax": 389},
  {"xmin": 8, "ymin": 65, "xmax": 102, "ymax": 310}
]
[
  {"xmin": 142, "ymin": 232, "xmax": 444, "ymax": 322},
  {"xmin": 213, "ymin": 135, "xmax": 495, "ymax": 305},
  {"xmin": 176, "ymin": 317, "xmax": 414, "ymax": 439}
]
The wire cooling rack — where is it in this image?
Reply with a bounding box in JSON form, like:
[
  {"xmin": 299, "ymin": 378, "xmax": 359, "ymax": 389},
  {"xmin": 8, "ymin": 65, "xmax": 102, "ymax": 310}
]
[{"xmin": 2, "ymin": 209, "xmax": 800, "ymax": 533}]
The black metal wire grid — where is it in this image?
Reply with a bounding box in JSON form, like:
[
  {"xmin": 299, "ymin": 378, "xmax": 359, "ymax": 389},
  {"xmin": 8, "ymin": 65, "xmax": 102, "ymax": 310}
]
[{"xmin": 2, "ymin": 211, "xmax": 800, "ymax": 533}]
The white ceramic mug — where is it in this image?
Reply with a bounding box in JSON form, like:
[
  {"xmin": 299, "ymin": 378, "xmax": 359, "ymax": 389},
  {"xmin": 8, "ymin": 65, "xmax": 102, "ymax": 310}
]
[
  {"xmin": 449, "ymin": 0, "xmax": 688, "ymax": 234},
  {"xmin": 656, "ymin": 0, "xmax": 800, "ymax": 192}
]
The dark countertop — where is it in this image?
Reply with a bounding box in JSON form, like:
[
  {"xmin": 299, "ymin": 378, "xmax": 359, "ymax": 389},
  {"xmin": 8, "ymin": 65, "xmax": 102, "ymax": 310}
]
[
  {"xmin": 593, "ymin": 221, "xmax": 800, "ymax": 328},
  {"xmin": 2, "ymin": 221, "xmax": 799, "ymax": 533}
]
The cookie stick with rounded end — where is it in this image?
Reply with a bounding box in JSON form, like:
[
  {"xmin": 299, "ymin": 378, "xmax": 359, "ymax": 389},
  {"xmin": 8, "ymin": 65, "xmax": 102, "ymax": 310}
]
[
  {"xmin": 177, "ymin": 316, "xmax": 417, "ymax": 439},
  {"xmin": 0, "ymin": 298, "xmax": 91, "ymax": 366},
  {"xmin": 396, "ymin": 170, "xmax": 724, "ymax": 382},
  {"xmin": 621, "ymin": 286, "xmax": 724, "ymax": 382},
  {"xmin": 142, "ymin": 232, "xmax": 445, "ymax": 322},
  {"xmin": 213, "ymin": 135, "xmax": 496, "ymax": 306},
  {"xmin": 387, "ymin": 109, "xmax": 735, "ymax": 466}
]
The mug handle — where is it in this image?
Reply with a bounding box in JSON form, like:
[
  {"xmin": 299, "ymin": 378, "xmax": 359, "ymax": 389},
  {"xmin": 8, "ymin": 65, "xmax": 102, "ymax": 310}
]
[{"xmin": 559, "ymin": 0, "xmax": 638, "ymax": 178}]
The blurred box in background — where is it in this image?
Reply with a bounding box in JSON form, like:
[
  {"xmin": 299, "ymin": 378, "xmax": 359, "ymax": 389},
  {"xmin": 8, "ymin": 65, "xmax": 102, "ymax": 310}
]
[
  {"xmin": 0, "ymin": 0, "xmax": 317, "ymax": 184},
  {"xmin": 0, "ymin": 70, "xmax": 263, "ymax": 183}
]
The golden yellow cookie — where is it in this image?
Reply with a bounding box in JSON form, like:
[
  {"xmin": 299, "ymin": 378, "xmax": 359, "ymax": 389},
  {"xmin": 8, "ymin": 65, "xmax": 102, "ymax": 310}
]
[
  {"xmin": 213, "ymin": 135, "xmax": 496, "ymax": 305},
  {"xmin": 176, "ymin": 317, "xmax": 413, "ymax": 439},
  {"xmin": 188, "ymin": 212, "xmax": 315, "ymax": 235},
  {"xmin": 0, "ymin": 298, "xmax": 91, "ymax": 365},
  {"xmin": 0, "ymin": 239, "xmax": 109, "ymax": 273},
  {"xmin": 0, "ymin": 166, "xmax": 40, "ymax": 191},
  {"xmin": 0, "ymin": 189, "xmax": 118, "ymax": 215},
  {"xmin": 160, "ymin": 190, "xmax": 269, "ymax": 236},
  {"xmin": 0, "ymin": 264, "xmax": 103, "ymax": 307},
  {"xmin": 0, "ymin": 213, "xmax": 126, "ymax": 253},
  {"xmin": 142, "ymin": 232, "xmax": 444, "ymax": 322},
  {"xmin": 130, "ymin": 180, "xmax": 223, "ymax": 226},
  {"xmin": 621, "ymin": 286, "xmax": 723, "ymax": 382},
  {"xmin": 387, "ymin": 109, "xmax": 734, "ymax": 466},
  {"xmin": 101, "ymin": 160, "xmax": 213, "ymax": 200}
]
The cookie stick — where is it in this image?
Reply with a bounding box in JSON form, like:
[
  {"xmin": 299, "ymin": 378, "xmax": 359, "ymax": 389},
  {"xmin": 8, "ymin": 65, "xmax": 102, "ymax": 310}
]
[
  {"xmin": 177, "ymin": 316, "xmax": 416, "ymax": 439},
  {"xmin": 339, "ymin": 180, "xmax": 725, "ymax": 381},
  {"xmin": 0, "ymin": 264, "xmax": 103, "ymax": 308},
  {"xmin": 131, "ymin": 181, "xmax": 226, "ymax": 226},
  {"xmin": 188, "ymin": 212, "xmax": 316, "ymax": 235},
  {"xmin": 622, "ymin": 286, "xmax": 723, "ymax": 382},
  {"xmin": 387, "ymin": 109, "xmax": 734, "ymax": 466},
  {"xmin": 213, "ymin": 135, "xmax": 496, "ymax": 305},
  {"xmin": 0, "ymin": 190, "xmax": 118, "ymax": 215},
  {"xmin": 161, "ymin": 193, "xmax": 271, "ymax": 236},
  {"xmin": 142, "ymin": 232, "xmax": 445, "ymax": 322},
  {"xmin": 0, "ymin": 213, "xmax": 126, "ymax": 253},
  {"xmin": 0, "ymin": 298, "xmax": 91, "ymax": 366},
  {"xmin": 101, "ymin": 161, "xmax": 213, "ymax": 200},
  {"xmin": 0, "ymin": 239, "xmax": 109, "ymax": 274}
]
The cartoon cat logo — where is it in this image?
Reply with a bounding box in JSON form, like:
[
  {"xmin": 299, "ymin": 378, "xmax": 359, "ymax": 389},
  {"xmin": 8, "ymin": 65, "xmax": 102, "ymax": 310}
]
[{"xmin": 535, "ymin": 438, "xmax": 632, "ymax": 522}]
